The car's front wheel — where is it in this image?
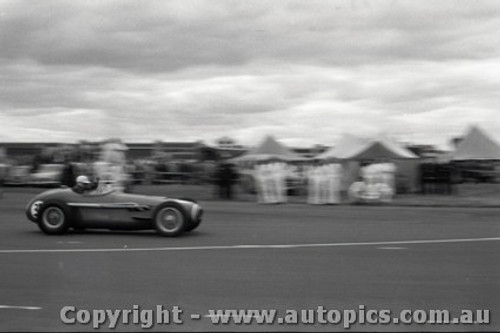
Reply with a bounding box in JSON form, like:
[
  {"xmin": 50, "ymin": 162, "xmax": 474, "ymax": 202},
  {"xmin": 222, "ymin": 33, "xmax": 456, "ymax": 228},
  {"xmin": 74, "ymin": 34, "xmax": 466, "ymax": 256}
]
[
  {"xmin": 178, "ymin": 198, "xmax": 202, "ymax": 232},
  {"xmin": 153, "ymin": 203, "xmax": 186, "ymax": 237},
  {"xmin": 38, "ymin": 205, "xmax": 70, "ymax": 235}
]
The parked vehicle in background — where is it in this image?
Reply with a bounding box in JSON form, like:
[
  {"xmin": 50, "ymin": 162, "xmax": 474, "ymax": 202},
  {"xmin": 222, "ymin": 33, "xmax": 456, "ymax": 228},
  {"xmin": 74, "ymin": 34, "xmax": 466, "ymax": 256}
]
[
  {"xmin": 28, "ymin": 164, "xmax": 65, "ymax": 187},
  {"xmin": 0, "ymin": 163, "xmax": 9, "ymax": 184},
  {"xmin": 4, "ymin": 165, "xmax": 31, "ymax": 186}
]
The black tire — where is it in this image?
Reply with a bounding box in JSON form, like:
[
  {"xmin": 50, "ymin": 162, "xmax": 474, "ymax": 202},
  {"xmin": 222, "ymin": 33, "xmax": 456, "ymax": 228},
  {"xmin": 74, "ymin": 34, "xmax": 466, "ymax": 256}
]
[
  {"xmin": 153, "ymin": 202, "xmax": 187, "ymax": 237},
  {"xmin": 38, "ymin": 205, "xmax": 70, "ymax": 235}
]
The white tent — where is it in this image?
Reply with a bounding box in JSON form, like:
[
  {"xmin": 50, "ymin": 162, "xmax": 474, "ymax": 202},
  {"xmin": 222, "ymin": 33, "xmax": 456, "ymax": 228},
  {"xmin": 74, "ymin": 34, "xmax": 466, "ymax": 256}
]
[
  {"xmin": 317, "ymin": 134, "xmax": 417, "ymax": 160},
  {"xmin": 317, "ymin": 134, "xmax": 419, "ymax": 193},
  {"xmin": 231, "ymin": 135, "xmax": 306, "ymax": 163},
  {"xmin": 451, "ymin": 126, "xmax": 500, "ymax": 160},
  {"xmin": 316, "ymin": 134, "xmax": 368, "ymax": 160}
]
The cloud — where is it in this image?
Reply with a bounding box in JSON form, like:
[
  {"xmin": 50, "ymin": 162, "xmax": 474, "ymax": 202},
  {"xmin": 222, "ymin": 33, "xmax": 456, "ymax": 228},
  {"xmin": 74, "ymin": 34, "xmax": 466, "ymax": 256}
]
[
  {"xmin": 1, "ymin": 0, "xmax": 500, "ymax": 149},
  {"xmin": 3, "ymin": 1, "xmax": 500, "ymax": 71}
]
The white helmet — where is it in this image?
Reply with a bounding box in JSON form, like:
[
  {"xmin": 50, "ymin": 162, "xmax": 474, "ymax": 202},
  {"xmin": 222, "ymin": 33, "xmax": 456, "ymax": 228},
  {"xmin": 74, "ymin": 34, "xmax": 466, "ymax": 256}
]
[{"xmin": 76, "ymin": 175, "xmax": 91, "ymax": 185}]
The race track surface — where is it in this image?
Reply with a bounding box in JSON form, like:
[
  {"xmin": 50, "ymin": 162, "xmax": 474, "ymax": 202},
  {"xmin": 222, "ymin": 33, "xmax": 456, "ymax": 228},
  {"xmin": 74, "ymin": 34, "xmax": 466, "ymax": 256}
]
[{"xmin": 1, "ymin": 190, "xmax": 499, "ymax": 331}]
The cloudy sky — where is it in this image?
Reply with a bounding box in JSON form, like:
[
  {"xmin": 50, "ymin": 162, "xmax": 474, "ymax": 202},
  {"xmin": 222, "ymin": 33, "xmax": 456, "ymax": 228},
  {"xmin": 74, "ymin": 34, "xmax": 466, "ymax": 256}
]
[{"xmin": 1, "ymin": 0, "xmax": 499, "ymax": 149}]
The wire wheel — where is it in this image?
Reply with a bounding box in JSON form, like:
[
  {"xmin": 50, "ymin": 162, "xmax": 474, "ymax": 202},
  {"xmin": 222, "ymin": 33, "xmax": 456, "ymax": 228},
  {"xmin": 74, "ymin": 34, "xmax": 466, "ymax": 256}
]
[
  {"xmin": 154, "ymin": 204, "xmax": 186, "ymax": 236},
  {"xmin": 39, "ymin": 205, "xmax": 69, "ymax": 234}
]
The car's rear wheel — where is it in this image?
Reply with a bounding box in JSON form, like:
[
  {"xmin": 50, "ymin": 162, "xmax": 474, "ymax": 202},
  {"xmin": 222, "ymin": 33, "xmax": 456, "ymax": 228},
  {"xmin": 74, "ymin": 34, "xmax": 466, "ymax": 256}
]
[
  {"xmin": 153, "ymin": 203, "xmax": 186, "ymax": 237},
  {"xmin": 38, "ymin": 205, "xmax": 70, "ymax": 235}
]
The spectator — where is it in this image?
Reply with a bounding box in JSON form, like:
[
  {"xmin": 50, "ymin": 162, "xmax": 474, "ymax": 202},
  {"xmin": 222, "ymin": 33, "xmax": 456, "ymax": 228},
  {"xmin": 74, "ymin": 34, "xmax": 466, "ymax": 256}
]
[
  {"xmin": 61, "ymin": 159, "xmax": 76, "ymax": 187},
  {"xmin": 216, "ymin": 163, "xmax": 238, "ymax": 199}
]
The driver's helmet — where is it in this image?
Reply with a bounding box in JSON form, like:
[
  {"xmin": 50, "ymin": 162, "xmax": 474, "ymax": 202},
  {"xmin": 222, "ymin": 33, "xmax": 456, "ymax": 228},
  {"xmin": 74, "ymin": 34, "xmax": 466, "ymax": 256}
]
[{"xmin": 75, "ymin": 175, "xmax": 92, "ymax": 189}]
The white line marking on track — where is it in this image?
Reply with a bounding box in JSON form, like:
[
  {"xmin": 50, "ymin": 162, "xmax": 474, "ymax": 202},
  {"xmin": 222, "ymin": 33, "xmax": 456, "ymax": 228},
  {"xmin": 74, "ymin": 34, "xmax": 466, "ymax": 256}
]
[
  {"xmin": 0, "ymin": 237, "xmax": 499, "ymax": 254},
  {"xmin": 0, "ymin": 305, "xmax": 42, "ymax": 310},
  {"xmin": 377, "ymin": 246, "xmax": 408, "ymax": 250}
]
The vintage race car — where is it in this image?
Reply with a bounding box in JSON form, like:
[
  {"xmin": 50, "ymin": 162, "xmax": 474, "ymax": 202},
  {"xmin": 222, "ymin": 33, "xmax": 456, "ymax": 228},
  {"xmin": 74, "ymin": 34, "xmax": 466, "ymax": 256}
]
[{"xmin": 25, "ymin": 187, "xmax": 203, "ymax": 237}]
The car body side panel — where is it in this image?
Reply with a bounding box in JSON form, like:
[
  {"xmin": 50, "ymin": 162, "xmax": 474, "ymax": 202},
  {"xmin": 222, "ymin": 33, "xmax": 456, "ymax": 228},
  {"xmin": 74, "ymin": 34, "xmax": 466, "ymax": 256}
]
[
  {"xmin": 62, "ymin": 190, "xmax": 158, "ymax": 228},
  {"xmin": 74, "ymin": 209, "xmax": 153, "ymax": 229},
  {"xmin": 74, "ymin": 207, "xmax": 140, "ymax": 227}
]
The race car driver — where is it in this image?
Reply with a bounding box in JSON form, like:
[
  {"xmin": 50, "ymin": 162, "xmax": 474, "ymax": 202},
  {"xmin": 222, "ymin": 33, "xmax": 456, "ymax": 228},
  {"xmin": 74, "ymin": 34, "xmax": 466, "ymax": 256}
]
[{"xmin": 72, "ymin": 175, "xmax": 93, "ymax": 194}]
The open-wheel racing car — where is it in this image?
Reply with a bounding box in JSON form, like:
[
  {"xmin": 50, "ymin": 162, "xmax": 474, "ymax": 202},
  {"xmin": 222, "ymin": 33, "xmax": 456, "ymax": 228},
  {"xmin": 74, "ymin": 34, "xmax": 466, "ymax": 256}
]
[{"xmin": 26, "ymin": 187, "xmax": 203, "ymax": 237}]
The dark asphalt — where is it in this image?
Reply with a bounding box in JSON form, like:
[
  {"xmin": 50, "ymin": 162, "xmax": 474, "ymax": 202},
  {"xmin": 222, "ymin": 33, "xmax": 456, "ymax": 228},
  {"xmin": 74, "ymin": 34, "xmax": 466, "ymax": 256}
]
[{"xmin": 0, "ymin": 190, "xmax": 499, "ymax": 332}]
